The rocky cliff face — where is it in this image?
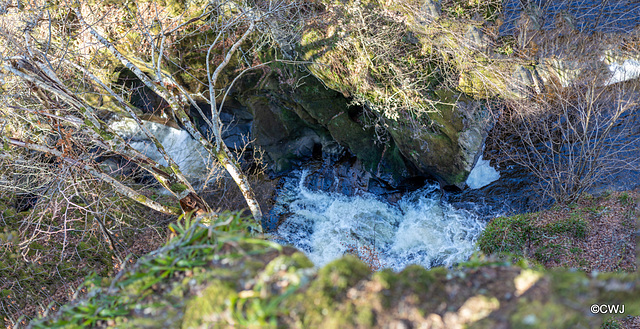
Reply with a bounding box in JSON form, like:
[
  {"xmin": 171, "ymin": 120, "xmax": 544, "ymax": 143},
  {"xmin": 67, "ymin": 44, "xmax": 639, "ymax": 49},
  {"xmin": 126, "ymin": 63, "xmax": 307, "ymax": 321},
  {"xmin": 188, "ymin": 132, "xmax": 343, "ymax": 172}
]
[
  {"xmin": 231, "ymin": 57, "xmax": 412, "ymax": 187},
  {"xmin": 103, "ymin": 0, "xmax": 640, "ymax": 189},
  {"xmin": 287, "ymin": 0, "xmax": 640, "ymax": 187},
  {"xmin": 295, "ymin": 0, "xmax": 497, "ymax": 186},
  {"xmin": 120, "ymin": 0, "xmax": 498, "ymax": 188}
]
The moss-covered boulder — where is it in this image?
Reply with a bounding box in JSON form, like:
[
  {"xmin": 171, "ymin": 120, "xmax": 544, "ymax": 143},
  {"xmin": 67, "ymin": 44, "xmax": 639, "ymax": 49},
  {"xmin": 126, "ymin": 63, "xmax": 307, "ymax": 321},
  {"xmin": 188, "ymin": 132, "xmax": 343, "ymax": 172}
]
[
  {"xmin": 28, "ymin": 212, "xmax": 640, "ymax": 329},
  {"xmin": 292, "ymin": 0, "xmax": 640, "ymax": 186},
  {"xmin": 295, "ymin": 0, "xmax": 505, "ymax": 185},
  {"xmin": 233, "ymin": 54, "xmax": 412, "ymax": 186}
]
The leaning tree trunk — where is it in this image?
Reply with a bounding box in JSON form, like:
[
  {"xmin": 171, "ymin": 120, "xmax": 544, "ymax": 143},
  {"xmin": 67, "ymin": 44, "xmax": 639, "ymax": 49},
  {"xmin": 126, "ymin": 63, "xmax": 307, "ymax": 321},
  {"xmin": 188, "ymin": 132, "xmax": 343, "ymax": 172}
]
[
  {"xmin": 78, "ymin": 10, "xmax": 263, "ymax": 230},
  {"xmin": 5, "ymin": 138, "xmax": 181, "ymax": 215},
  {"xmin": 5, "ymin": 56, "xmax": 211, "ymax": 215}
]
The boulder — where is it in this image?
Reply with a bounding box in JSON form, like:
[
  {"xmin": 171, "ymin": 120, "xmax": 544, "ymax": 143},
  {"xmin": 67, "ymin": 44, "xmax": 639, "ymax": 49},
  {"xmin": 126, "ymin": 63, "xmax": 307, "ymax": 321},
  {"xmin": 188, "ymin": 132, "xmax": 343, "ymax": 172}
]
[
  {"xmin": 296, "ymin": 0, "xmax": 497, "ymax": 186},
  {"xmin": 233, "ymin": 64, "xmax": 412, "ymax": 187}
]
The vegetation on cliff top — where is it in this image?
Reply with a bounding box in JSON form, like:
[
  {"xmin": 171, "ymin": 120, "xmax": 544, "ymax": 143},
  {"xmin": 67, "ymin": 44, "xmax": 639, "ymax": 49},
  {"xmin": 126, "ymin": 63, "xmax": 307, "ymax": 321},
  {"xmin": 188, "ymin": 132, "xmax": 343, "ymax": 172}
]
[
  {"xmin": 0, "ymin": 0, "xmax": 639, "ymax": 327},
  {"xmin": 479, "ymin": 190, "xmax": 639, "ymax": 273},
  {"xmin": 22, "ymin": 210, "xmax": 640, "ymax": 328}
]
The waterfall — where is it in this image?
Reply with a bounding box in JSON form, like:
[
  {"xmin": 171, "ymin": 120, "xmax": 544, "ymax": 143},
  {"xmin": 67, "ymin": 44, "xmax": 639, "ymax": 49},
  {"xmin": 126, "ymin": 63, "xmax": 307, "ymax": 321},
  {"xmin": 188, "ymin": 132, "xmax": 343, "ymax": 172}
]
[
  {"xmin": 109, "ymin": 118, "xmax": 491, "ymax": 271},
  {"xmin": 605, "ymin": 59, "xmax": 640, "ymax": 86},
  {"xmin": 109, "ymin": 118, "xmax": 219, "ymax": 183},
  {"xmin": 272, "ymin": 171, "xmax": 486, "ymax": 271},
  {"xmin": 466, "ymin": 154, "xmax": 500, "ymax": 189}
]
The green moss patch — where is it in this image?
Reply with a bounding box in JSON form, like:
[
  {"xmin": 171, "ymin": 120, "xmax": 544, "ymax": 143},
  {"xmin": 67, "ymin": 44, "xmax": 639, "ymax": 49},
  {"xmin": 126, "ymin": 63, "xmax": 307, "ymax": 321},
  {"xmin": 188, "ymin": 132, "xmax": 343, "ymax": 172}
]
[{"xmin": 478, "ymin": 191, "xmax": 638, "ymax": 272}]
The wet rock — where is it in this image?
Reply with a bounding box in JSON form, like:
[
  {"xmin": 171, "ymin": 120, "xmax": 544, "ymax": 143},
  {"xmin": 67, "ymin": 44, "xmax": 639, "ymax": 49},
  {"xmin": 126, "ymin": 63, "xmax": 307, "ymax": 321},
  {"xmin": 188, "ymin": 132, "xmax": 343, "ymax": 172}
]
[
  {"xmin": 117, "ymin": 69, "xmax": 168, "ymax": 115},
  {"xmin": 296, "ymin": 1, "xmax": 495, "ymax": 187},
  {"xmin": 189, "ymin": 101, "xmax": 254, "ymax": 151},
  {"xmin": 219, "ymin": 105, "xmax": 253, "ymax": 150},
  {"xmin": 511, "ymin": 65, "xmax": 536, "ymax": 97},
  {"xmin": 234, "ymin": 66, "xmax": 412, "ymax": 187},
  {"xmin": 377, "ymin": 90, "xmax": 492, "ymax": 187},
  {"xmin": 301, "ymin": 159, "xmax": 373, "ymax": 196},
  {"xmin": 241, "ymin": 90, "xmax": 341, "ymax": 174}
]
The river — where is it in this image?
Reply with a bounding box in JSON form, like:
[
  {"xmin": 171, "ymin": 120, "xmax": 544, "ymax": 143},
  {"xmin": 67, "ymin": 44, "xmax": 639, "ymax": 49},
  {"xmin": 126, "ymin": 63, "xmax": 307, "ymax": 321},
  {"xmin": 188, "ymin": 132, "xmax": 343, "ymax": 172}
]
[
  {"xmin": 105, "ymin": 0, "xmax": 640, "ymax": 271},
  {"xmin": 269, "ymin": 170, "xmax": 486, "ymax": 271}
]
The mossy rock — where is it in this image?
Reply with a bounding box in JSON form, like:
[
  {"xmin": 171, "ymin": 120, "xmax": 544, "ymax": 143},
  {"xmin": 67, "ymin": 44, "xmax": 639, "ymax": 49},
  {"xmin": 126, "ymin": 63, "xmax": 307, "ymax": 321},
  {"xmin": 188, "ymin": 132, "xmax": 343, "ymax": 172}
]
[
  {"xmin": 27, "ymin": 212, "xmax": 640, "ymax": 328},
  {"xmin": 296, "ymin": 0, "xmax": 500, "ymax": 185},
  {"xmin": 234, "ymin": 53, "xmax": 412, "ymax": 186}
]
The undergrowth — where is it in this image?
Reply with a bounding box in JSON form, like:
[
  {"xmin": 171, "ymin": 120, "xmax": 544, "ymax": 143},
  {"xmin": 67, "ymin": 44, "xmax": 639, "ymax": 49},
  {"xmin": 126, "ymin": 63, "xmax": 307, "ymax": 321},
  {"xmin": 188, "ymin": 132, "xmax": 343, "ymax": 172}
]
[
  {"xmin": 27, "ymin": 212, "xmax": 302, "ymax": 328},
  {"xmin": 477, "ymin": 191, "xmax": 638, "ymax": 272},
  {"xmin": 477, "ymin": 213, "xmax": 587, "ymax": 257},
  {"xmin": 0, "ymin": 194, "xmax": 163, "ymax": 328}
]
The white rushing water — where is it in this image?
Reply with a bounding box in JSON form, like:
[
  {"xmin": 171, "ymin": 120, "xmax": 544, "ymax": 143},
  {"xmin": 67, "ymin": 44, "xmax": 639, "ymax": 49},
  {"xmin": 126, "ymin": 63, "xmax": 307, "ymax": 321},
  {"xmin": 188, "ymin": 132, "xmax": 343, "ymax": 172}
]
[
  {"xmin": 605, "ymin": 59, "xmax": 640, "ymax": 86},
  {"xmin": 109, "ymin": 118, "xmax": 489, "ymax": 271},
  {"xmin": 466, "ymin": 154, "xmax": 500, "ymax": 189},
  {"xmin": 109, "ymin": 118, "xmax": 219, "ymax": 183},
  {"xmin": 274, "ymin": 171, "xmax": 486, "ymax": 271}
]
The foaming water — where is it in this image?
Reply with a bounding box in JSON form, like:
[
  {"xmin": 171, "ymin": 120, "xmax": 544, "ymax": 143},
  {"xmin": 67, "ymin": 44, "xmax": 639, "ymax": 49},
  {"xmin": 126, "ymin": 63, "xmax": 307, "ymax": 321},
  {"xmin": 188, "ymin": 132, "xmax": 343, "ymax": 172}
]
[
  {"xmin": 109, "ymin": 118, "xmax": 218, "ymax": 181},
  {"xmin": 272, "ymin": 171, "xmax": 485, "ymax": 271},
  {"xmin": 466, "ymin": 154, "xmax": 500, "ymax": 189}
]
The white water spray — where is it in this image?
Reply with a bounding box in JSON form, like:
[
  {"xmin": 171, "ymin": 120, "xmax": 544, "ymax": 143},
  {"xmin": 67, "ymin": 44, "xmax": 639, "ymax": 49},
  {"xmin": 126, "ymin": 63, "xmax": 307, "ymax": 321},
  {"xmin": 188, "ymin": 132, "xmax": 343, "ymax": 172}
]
[
  {"xmin": 466, "ymin": 154, "xmax": 500, "ymax": 189},
  {"xmin": 274, "ymin": 171, "xmax": 485, "ymax": 271},
  {"xmin": 605, "ymin": 59, "xmax": 640, "ymax": 86},
  {"xmin": 109, "ymin": 118, "xmax": 218, "ymax": 181}
]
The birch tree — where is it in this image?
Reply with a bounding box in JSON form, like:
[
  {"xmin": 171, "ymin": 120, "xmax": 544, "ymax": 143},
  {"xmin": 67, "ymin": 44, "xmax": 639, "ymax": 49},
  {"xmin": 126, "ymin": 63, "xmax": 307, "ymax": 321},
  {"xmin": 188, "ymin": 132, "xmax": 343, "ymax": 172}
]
[{"xmin": 0, "ymin": 0, "xmax": 308, "ymax": 231}]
